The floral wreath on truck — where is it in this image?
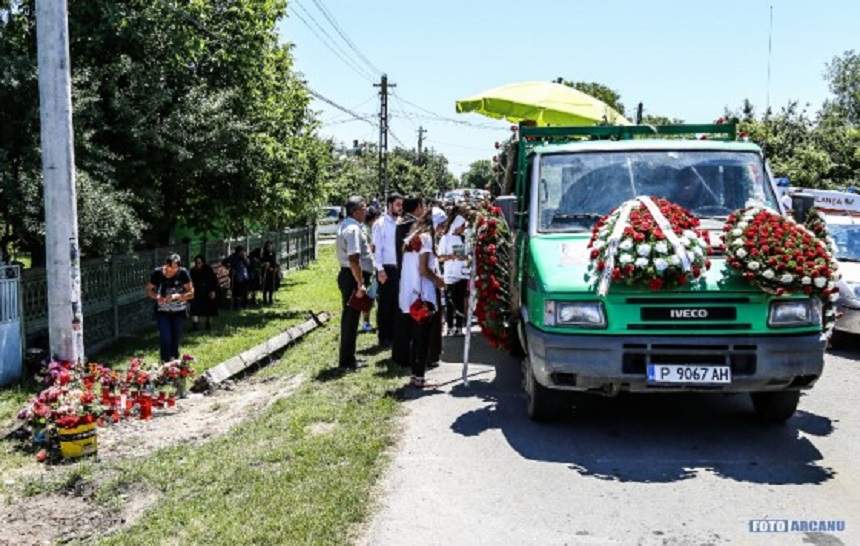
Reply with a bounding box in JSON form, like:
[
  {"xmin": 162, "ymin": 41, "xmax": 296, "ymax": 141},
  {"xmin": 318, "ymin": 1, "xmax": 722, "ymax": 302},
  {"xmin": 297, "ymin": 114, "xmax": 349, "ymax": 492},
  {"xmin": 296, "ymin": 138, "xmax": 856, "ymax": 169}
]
[
  {"xmin": 473, "ymin": 203, "xmax": 514, "ymax": 350},
  {"xmin": 723, "ymin": 206, "xmax": 840, "ymax": 330},
  {"xmin": 587, "ymin": 196, "xmax": 711, "ymax": 294}
]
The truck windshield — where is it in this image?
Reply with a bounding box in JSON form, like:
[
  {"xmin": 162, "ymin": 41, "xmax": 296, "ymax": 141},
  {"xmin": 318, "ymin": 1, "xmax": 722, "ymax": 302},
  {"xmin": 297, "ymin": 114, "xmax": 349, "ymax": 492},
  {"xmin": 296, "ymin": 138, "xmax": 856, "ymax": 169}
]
[
  {"xmin": 829, "ymin": 225, "xmax": 860, "ymax": 262},
  {"xmin": 537, "ymin": 150, "xmax": 778, "ymax": 232}
]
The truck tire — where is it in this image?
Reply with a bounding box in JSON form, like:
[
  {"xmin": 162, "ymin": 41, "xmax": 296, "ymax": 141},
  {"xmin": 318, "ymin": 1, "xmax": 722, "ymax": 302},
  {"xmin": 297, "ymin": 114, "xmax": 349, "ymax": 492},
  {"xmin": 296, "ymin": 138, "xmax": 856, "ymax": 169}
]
[
  {"xmin": 524, "ymin": 360, "xmax": 561, "ymax": 421},
  {"xmin": 750, "ymin": 391, "xmax": 800, "ymax": 423}
]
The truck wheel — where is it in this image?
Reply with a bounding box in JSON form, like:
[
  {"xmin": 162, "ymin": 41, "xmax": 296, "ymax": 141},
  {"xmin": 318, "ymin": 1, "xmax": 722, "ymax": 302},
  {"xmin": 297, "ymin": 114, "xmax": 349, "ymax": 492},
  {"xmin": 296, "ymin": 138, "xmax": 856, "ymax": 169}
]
[
  {"xmin": 524, "ymin": 362, "xmax": 561, "ymax": 421},
  {"xmin": 750, "ymin": 391, "xmax": 800, "ymax": 423}
]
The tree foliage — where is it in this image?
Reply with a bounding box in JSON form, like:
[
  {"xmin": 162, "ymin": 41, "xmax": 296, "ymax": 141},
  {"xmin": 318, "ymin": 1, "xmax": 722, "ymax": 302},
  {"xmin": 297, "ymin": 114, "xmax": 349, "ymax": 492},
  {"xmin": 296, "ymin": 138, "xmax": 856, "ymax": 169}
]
[
  {"xmin": 460, "ymin": 160, "xmax": 493, "ymax": 190},
  {"xmin": 726, "ymin": 51, "xmax": 859, "ymax": 189},
  {"xmin": 0, "ymin": 0, "xmax": 331, "ymax": 261},
  {"xmin": 326, "ymin": 142, "xmax": 457, "ymax": 205},
  {"xmin": 555, "ymin": 78, "xmax": 625, "ymax": 115}
]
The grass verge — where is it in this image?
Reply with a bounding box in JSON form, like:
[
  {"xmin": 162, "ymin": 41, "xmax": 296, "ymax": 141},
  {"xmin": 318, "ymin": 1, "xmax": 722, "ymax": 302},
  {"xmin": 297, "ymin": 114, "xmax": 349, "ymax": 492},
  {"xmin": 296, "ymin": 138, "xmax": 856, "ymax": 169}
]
[
  {"xmin": 1, "ymin": 248, "xmax": 331, "ymax": 474},
  {"xmin": 5, "ymin": 246, "xmax": 410, "ymax": 544}
]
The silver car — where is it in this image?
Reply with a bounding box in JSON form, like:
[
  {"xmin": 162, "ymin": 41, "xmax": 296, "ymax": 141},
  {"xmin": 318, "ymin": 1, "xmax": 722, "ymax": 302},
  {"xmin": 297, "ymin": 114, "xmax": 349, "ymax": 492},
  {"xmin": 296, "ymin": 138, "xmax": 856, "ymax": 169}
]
[
  {"xmin": 827, "ymin": 215, "xmax": 860, "ymax": 336},
  {"xmin": 317, "ymin": 206, "xmax": 343, "ymax": 237}
]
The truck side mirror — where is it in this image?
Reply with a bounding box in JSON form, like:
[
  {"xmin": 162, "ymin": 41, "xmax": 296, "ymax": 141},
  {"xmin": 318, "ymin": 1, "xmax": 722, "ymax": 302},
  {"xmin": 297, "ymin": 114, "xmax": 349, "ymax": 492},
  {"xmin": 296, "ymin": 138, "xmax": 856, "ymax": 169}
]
[
  {"xmin": 790, "ymin": 192, "xmax": 815, "ymax": 222},
  {"xmin": 495, "ymin": 195, "xmax": 518, "ymax": 228}
]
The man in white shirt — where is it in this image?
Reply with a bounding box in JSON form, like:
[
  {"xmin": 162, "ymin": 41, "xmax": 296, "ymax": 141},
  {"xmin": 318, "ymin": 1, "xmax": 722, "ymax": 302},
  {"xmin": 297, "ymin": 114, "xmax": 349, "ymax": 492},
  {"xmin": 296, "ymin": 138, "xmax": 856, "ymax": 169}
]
[
  {"xmin": 372, "ymin": 192, "xmax": 403, "ymax": 348},
  {"xmin": 336, "ymin": 196, "xmax": 370, "ymax": 370}
]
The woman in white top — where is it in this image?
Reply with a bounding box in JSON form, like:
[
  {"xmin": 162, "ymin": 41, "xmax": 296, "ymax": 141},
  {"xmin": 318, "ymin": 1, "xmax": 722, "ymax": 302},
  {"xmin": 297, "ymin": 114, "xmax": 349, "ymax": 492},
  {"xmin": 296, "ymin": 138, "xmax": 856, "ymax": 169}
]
[
  {"xmin": 399, "ymin": 211, "xmax": 445, "ymax": 388},
  {"xmin": 437, "ymin": 208, "xmax": 470, "ymax": 335}
]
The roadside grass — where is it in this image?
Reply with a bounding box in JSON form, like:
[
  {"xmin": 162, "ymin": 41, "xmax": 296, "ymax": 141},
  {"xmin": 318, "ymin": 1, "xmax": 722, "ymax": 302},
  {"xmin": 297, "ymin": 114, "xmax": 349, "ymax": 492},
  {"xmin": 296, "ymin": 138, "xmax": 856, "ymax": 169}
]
[
  {"xmin": 4, "ymin": 246, "xmax": 412, "ymax": 544},
  {"xmin": 1, "ymin": 247, "xmax": 347, "ymax": 474}
]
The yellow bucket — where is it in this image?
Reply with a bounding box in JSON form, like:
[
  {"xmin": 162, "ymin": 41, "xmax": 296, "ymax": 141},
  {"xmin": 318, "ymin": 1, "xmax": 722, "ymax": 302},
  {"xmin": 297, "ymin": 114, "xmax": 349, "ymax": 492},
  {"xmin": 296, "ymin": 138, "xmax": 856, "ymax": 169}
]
[{"xmin": 58, "ymin": 422, "xmax": 98, "ymax": 458}]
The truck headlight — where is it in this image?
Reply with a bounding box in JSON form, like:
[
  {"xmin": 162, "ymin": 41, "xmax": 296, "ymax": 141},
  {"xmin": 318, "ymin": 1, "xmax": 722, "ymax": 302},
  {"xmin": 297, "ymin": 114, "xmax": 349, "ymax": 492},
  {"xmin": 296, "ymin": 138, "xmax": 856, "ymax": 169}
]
[
  {"xmin": 544, "ymin": 301, "xmax": 606, "ymax": 327},
  {"xmin": 768, "ymin": 299, "xmax": 821, "ymax": 328}
]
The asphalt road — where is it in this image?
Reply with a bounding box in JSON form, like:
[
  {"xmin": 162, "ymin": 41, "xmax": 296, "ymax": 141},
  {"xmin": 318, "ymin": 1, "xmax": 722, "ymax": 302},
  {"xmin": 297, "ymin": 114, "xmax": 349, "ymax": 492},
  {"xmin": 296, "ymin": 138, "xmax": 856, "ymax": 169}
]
[{"xmin": 363, "ymin": 335, "xmax": 860, "ymax": 546}]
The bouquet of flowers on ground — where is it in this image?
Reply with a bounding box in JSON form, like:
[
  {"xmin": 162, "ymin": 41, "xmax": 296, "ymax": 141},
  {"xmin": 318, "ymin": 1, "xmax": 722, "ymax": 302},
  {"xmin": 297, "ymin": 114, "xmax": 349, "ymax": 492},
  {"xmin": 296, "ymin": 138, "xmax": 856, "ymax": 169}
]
[
  {"xmin": 723, "ymin": 206, "xmax": 840, "ymax": 301},
  {"xmin": 588, "ymin": 197, "xmax": 711, "ymax": 293},
  {"xmin": 18, "ymin": 360, "xmax": 106, "ymax": 433},
  {"xmin": 473, "ymin": 203, "xmax": 513, "ymax": 349}
]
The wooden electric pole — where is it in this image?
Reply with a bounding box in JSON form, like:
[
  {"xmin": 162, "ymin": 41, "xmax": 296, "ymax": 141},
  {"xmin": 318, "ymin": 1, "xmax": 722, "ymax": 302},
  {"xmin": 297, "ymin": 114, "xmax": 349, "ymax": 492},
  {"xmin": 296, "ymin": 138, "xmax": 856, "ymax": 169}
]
[
  {"xmin": 36, "ymin": 0, "xmax": 84, "ymax": 363},
  {"xmin": 374, "ymin": 74, "xmax": 395, "ymax": 199},
  {"xmin": 416, "ymin": 126, "xmax": 427, "ymax": 165}
]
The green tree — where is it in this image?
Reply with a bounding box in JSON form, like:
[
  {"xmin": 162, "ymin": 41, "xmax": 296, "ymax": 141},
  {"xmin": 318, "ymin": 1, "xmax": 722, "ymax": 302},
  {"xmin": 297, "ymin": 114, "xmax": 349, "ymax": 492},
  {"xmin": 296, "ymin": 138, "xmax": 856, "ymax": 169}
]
[
  {"xmin": 460, "ymin": 160, "xmax": 493, "ymax": 190},
  {"xmin": 0, "ymin": 0, "xmax": 331, "ymax": 262},
  {"xmin": 824, "ymin": 50, "xmax": 860, "ymax": 125},
  {"xmin": 554, "ymin": 78, "xmax": 625, "ymax": 115}
]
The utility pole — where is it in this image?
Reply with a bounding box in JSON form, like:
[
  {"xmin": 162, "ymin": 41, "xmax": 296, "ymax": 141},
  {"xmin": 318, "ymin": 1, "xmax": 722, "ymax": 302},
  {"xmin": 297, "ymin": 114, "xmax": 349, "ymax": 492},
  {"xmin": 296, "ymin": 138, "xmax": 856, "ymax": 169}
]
[
  {"xmin": 36, "ymin": 0, "xmax": 84, "ymax": 363},
  {"xmin": 373, "ymin": 74, "xmax": 395, "ymax": 199},
  {"xmin": 416, "ymin": 126, "xmax": 427, "ymax": 165}
]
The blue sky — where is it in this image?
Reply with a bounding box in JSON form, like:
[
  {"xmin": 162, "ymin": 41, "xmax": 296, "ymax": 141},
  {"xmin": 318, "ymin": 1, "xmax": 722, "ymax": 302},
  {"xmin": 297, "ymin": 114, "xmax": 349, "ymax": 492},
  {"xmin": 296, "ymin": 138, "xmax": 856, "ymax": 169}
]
[{"xmin": 278, "ymin": 0, "xmax": 858, "ymax": 177}]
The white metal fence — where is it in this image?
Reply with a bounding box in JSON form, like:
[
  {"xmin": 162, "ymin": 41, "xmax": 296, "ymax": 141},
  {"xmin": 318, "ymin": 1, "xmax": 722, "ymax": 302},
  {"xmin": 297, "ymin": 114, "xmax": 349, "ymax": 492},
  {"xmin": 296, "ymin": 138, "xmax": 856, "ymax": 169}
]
[{"xmin": 0, "ymin": 265, "xmax": 23, "ymax": 386}]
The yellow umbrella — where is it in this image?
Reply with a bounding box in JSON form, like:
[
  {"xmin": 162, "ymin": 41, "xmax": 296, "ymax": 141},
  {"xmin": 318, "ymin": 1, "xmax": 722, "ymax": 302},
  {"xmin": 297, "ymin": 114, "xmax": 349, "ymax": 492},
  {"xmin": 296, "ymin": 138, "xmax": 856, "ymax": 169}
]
[{"xmin": 456, "ymin": 81, "xmax": 630, "ymax": 126}]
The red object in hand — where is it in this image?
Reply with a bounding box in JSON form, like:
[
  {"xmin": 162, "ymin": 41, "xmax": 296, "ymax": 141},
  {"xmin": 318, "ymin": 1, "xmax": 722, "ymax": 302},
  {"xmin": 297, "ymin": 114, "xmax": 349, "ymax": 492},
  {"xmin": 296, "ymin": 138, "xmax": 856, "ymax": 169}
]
[{"xmin": 409, "ymin": 299, "xmax": 434, "ymax": 324}]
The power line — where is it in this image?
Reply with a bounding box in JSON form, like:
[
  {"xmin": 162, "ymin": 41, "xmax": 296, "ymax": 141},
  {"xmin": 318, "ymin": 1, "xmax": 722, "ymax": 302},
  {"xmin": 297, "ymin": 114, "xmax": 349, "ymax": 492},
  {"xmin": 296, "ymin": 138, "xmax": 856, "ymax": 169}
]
[
  {"xmin": 390, "ymin": 111, "xmax": 508, "ymax": 132},
  {"xmin": 389, "ymin": 127, "xmax": 406, "ymax": 148},
  {"xmin": 390, "ymin": 93, "xmax": 509, "ymax": 130},
  {"xmin": 425, "ymin": 137, "xmax": 491, "ymax": 152},
  {"xmin": 287, "ymin": 4, "xmax": 373, "ymax": 82},
  {"xmin": 307, "ymin": 87, "xmax": 377, "ymax": 127},
  {"xmin": 308, "ymin": 0, "xmax": 383, "ymax": 76}
]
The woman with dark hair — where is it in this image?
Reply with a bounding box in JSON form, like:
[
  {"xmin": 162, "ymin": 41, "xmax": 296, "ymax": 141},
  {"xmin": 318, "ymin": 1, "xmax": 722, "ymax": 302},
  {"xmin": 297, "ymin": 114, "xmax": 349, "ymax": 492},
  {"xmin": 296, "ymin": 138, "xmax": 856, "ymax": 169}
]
[
  {"xmin": 146, "ymin": 254, "xmax": 194, "ymax": 362},
  {"xmin": 398, "ymin": 210, "xmax": 445, "ymax": 388},
  {"xmin": 438, "ymin": 207, "xmax": 470, "ymax": 335},
  {"xmin": 260, "ymin": 240, "xmax": 280, "ymax": 305},
  {"xmin": 190, "ymin": 255, "xmax": 219, "ymax": 330}
]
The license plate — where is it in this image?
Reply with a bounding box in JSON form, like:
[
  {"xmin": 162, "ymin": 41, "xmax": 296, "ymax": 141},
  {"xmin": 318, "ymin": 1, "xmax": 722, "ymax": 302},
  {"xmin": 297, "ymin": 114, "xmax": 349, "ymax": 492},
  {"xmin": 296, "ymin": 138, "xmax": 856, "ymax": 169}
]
[{"xmin": 646, "ymin": 364, "xmax": 732, "ymax": 384}]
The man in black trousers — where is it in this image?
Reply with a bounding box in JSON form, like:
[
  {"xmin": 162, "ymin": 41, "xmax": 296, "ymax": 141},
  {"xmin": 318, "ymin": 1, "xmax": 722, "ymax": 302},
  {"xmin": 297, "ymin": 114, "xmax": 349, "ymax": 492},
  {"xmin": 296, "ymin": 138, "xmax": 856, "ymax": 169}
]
[
  {"xmin": 392, "ymin": 196, "xmax": 425, "ymax": 367},
  {"xmin": 372, "ymin": 192, "xmax": 403, "ymax": 348},
  {"xmin": 336, "ymin": 196, "xmax": 370, "ymax": 370}
]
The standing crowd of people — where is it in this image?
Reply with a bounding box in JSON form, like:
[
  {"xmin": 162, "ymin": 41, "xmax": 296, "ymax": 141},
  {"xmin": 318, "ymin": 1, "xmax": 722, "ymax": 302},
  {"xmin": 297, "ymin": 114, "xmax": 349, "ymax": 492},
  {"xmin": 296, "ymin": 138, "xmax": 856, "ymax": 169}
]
[{"xmin": 337, "ymin": 193, "xmax": 472, "ymax": 388}]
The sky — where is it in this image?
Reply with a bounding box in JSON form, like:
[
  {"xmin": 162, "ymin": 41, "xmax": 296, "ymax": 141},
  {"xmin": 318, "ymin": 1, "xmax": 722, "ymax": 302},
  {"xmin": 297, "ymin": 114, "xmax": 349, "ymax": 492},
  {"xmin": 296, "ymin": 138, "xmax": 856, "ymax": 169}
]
[{"xmin": 278, "ymin": 0, "xmax": 859, "ymax": 178}]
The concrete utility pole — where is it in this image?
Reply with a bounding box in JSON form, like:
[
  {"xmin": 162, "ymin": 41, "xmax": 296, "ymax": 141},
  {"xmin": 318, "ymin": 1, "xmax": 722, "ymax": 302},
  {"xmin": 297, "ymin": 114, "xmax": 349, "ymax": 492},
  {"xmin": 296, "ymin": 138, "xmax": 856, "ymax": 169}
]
[
  {"xmin": 374, "ymin": 74, "xmax": 395, "ymax": 199},
  {"xmin": 416, "ymin": 126, "xmax": 427, "ymax": 165},
  {"xmin": 36, "ymin": 0, "xmax": 84, "ymax": 363}
]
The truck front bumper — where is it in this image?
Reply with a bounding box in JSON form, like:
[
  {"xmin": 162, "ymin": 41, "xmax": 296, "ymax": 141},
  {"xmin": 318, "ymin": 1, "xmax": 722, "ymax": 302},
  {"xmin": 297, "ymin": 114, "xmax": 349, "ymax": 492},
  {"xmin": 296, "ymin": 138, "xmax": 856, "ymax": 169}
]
[{"xmin": 525, "ymin": 324, "xmax": 826, "ymax": 393}]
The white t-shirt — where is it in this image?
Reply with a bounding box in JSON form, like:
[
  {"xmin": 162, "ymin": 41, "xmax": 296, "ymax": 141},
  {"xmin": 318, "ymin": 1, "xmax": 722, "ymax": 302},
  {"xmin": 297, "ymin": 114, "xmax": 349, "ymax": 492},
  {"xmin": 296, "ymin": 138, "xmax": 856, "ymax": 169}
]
[
  {"xmin": 399, "ymin": 233, "xmax": 439, "ymax": 313},
  {"xmin": 438, "ymin": 234, "xmax": 469, "ymax": 284}
]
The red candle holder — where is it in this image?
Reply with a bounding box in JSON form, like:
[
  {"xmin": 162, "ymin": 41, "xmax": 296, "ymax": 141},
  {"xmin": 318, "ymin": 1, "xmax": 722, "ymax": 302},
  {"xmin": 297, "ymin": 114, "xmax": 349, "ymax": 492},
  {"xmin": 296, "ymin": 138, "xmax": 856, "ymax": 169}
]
[{"xmin": 139, "ymin": 394, "xmax": 153, "ymax": 420}]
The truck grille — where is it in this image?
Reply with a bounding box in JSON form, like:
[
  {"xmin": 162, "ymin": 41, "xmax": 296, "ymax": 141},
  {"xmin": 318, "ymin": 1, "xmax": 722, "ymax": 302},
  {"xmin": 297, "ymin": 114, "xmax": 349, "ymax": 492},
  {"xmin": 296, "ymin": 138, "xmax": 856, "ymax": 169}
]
[{"xmin": 628, "ymin": 323, "xmax": 751, "ymax": 331}]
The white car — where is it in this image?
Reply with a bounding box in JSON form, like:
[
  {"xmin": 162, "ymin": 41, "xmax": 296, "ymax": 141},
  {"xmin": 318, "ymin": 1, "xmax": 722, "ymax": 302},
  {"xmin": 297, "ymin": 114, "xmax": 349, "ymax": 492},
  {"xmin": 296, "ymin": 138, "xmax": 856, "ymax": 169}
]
[
  {"xmin": 827, "ymin": 214, "xmax": 860, "ymax": 336},
  {"xmin": 317, "ymin": 206, "xmax": 343, "ymax": 237}
]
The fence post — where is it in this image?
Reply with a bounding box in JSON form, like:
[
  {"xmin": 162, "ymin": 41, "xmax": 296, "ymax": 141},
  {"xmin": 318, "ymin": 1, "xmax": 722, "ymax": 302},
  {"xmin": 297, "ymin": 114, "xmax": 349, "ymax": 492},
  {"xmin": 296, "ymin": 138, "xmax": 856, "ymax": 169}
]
[
  {"xmin": 110, "ymin": 257, "xmax": 119, "ymax": 341},
  {"xmin": 311, "ymin": 222, "xmax": 317, "ymax": 261}
]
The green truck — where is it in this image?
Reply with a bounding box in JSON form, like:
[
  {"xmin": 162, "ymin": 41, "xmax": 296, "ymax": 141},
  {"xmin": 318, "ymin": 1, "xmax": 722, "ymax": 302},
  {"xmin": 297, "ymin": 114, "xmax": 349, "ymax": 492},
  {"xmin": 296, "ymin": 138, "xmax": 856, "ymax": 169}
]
[{"xmin": 500, "ymin": 123, "xmax": 826, "ymax": 422}]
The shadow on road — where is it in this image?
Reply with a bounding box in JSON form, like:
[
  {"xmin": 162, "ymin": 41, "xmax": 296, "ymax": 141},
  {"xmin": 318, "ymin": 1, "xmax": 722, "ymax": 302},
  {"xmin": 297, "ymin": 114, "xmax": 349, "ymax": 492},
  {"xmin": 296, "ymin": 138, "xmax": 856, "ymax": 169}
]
[{"xmin": 443, "ymin": 334, "xmax": 837, "ymax": 486}]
